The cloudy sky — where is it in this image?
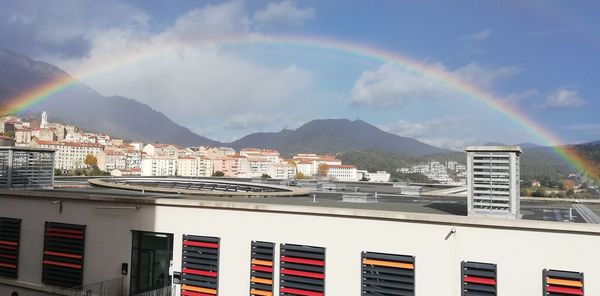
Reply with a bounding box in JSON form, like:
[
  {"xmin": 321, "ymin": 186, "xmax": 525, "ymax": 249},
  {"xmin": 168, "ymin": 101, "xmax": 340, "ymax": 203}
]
[{"xmin": 1, "ymin": 0, "xmax": 599, "ymax": 148}]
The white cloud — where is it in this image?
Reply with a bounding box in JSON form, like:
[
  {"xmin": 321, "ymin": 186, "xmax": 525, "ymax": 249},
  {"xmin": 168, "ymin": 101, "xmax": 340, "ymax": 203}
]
[
  {"xmin": 252, "ymin": 0, "xmax": 314, "ymax": 27},
  {"xmin": 461, "ymin": 29, "xmax": 492, "ymax": 42},
  {"xmin": 501, "ymin": 89, "xmax": 540, "ymax": 105},
  {"xmin": 349, "ymin": 62, "xmax": 520, "ymax": 108},
  {"xmin": 43, "ymin": 1, "xmax": 318, "ymax": 138},
  {"xmin": 381, "ymin": 118, "xmax": 477, "ymax": 150},
  {"xmin": 167, "ymin": 1, "xmax": 250, "ymax": 39},
  {"xmin": 543, "ymin": 88, "xmax": 587, "ymax": 109},
  {"xmin": 452, "ymin": 62, "xmax": 520, "ymax": 89},
  {"xmin": 349, "ymin": 63, "xmax": 453, "ymax": 108}
]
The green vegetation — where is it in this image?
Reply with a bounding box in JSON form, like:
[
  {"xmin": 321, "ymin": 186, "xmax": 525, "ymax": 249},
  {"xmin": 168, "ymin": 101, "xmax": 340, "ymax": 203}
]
[{"xmin": 212, "ymin": 171, "xmax": 225, "ymax": 177}]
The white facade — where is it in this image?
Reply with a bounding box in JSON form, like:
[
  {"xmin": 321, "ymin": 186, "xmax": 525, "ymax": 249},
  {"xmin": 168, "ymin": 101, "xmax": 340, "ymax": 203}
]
[
  {"xmin": 268, "ymin": 163, "xmax": 297, "ymax": 179},
  {"xmin": 97, "ymin": 150, "xmax": 127, "ymax": 172},
  {"xmin": 141, "ymin": 157, "xmax": 178, "ymax": 176},
  {"xmin": 465, "ymin": 146, "xmax": 522, "ymax": 219},
  {"xmin": 326, "ymin": 165, "xmax": 358, "ymax": 182},
  {"xmin": 1, "ymin": 192, "xmax": 599, "ymax": 296},
  {"xmin": 31, "ymin": 140, "xmax": 102, "ymax": 170}
]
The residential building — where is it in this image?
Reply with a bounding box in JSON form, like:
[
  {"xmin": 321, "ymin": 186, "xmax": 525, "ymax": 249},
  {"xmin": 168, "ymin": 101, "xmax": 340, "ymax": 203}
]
[
  {"xmin": 464, "ymin": 145, "xmax": 522, "ymax": 219},
  {"xmin": 212, "ymin": 155, "xmax": 249, "ymax": 177},
  {"xmin": 268, "ymin": 163, "xmax": 297, "ymax": 179},
  {"xmin": 141, "ymin": 156, "xmax": 178, "ymax": 176},
  {"xmin": 143, "ymin": 143, "xmax": 182, "ymax": 158},
  {"xmin": 15, "ymin": 128, "xmax": 32, "ymax": 144},
  {"xmin": 176, "ymin": 157, "xmax": 214, "ymax": 177},
  {"xmin": 30, "ymin": 139, "xmax": 102, "ymax": 170},
  {"xmin": 97, "ymin": 150, "xmax": 127, "ymax": 172},
  {"xmin": 240, "ymin": 148, "xmax": 281, "ymax": 163},
  {"xmin": 326, "ymin": 165, "xmax": 358, "ymax": 182}
]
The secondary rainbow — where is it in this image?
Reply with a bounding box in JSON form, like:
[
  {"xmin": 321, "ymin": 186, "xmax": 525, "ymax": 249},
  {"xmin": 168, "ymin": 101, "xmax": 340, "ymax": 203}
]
[{"xmin": 3, "ymin": 34, "xmax": 598, "ymax": 183}]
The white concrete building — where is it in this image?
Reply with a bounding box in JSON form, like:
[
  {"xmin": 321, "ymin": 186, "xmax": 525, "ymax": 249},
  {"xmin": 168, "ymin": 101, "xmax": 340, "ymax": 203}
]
[
  {"xmin": 326, "ymin": 165, "xmax": 358, "ymax": 182},
  {"xmin": 464, "ymin": 146, "xmax": 522, "ymax": 219},
  {"xmin": 96, "ymin": 150, "xmax": 127, "ymax": 172},
  {"xmin": 268, "ymin": 163, "xmax": 297, "ymax": 179},
  {"xmin": 1, "ymin": 179, "xmax": 598, "ymax": 296},
  {"xmin": 141, "ymin": 156, "xmax": 178, "ymax": 176},
  {"xmin": 30, "ymin": 139, "xmax": 102, "ymax": 170}
]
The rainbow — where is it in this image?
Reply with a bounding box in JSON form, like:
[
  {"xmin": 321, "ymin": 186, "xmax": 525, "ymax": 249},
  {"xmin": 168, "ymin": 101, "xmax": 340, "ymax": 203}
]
[{"xmin": 4, "ymin": 33, "xmax": 599, "ymax": 184}]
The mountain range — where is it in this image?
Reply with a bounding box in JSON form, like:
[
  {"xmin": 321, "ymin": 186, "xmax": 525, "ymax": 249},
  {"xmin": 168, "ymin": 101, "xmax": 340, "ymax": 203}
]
[{"xmin": 0, "ymin": 48, "xmax": 447, "ymax": 156}]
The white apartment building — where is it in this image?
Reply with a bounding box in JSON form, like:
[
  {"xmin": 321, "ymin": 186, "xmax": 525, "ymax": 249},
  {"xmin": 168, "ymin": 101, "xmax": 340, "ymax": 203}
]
[
  {"xmin": 141, "ymin": 157, "xmax": 178, "ymax": 176},
  {"xmin": 30, "ymin": 140, "xmax": 103, "ymax": 170},
  {"xmin": 96, "ymin": 150, "xmax": 127, "ymax": 172},
  {"xmin": 268, "ymin": 163, "xmax": 297, "ymax": 179},
  {"xmin": 247, "ymin": 158, "xmax": 273, "ymax": 177},
  {"xmin": 176, "ymin": 157, "xmax": 214, "ymax": 177},
  {"xmin": 293, "ymin": 154, "xmax": 342, "ymax": 177},
  {"xmin": 15, "ymin": 128, "xmax": 32, "ymax": 144},
  {"xmin": 326, "ymin": 165, "xmax": 358, "ymax": 182},
  {"xmin": 464, "ymin": 146, "xmax": 522, "ymax": 219}
]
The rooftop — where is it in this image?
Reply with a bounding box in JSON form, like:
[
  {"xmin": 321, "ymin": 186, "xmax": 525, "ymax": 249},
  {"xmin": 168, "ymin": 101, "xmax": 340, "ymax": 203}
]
[{"xmin": 0, "ymin": 176, "xmax": 594, "ymax": 232}]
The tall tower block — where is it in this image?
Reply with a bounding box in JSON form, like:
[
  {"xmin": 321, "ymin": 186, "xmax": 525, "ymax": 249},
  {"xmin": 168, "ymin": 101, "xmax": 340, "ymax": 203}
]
[{"xmin": 464, "ymin": 146, "xmax": 522, "ymax": 219}]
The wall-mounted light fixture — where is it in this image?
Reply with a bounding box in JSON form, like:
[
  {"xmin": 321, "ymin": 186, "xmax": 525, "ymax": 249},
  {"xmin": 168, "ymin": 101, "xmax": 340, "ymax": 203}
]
[{"xmin": 50, "ymin": 200, "xmax": 63, "ymax": 214}]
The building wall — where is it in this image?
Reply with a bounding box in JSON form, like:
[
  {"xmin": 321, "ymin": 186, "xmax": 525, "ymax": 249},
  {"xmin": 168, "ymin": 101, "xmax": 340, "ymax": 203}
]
[{"xmin": 1, "ymin": 195, "xmax": 600, "ymax": 295}]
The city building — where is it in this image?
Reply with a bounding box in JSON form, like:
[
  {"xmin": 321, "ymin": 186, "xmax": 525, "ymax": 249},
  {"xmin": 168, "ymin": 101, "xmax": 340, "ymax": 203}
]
[
  {"xmin": 268, "ymin": 162, "xmax": 297, "ymax": 179},
  {"xmin": 0, "ymin": 175, "xmax": 598, "ymax": 296},
  {"xmin": 142, "ymin": 143, "xmax": 182, "ymax": 158},
  {"xmin": 30, "ymin": 139, "xmax": 102, "ymax": 170},
  {"xmin": 96, "ymin": 150, "xmax": 127, "ymax": 172},
  {"xmin": 326, "ymin": 164, "xmax": 358, "ymax": 181},
  {"xmin": 464, "ymin": 146, "xmax": 522, "ymax": 219},
  {"xmin": 141, "ymin": 156, "xmax": 178, "ymax": 176},
  {"xmin": 357, "ymin": 170, "xmax": 391, "ymax": 182},
  {"xmin": 239, "ymin": 148, "xmax": 281, "ymax": 163},
  {"xmin": 212, "ymin": 155, "xmax": 249, "ymax": 177}
]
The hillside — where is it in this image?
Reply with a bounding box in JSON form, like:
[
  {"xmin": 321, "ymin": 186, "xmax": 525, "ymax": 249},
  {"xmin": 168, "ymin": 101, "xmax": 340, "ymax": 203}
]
[
  {"xmin": 0, "ymin": 48, "xmax": 220, "ymax": 147},
  {"xmin": 231, "ymin": 119, "xmax": 449, "ymax": 156}
]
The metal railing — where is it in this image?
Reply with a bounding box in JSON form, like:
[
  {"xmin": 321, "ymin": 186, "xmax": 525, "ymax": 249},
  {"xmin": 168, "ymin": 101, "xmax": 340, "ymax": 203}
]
[
  {"xmin": 53, "ymin": 277, "xmax": 124, "ymax": 296},
  {"xmin": 132, "ymin": 285, "xmax": 176, "ymax": 296}
]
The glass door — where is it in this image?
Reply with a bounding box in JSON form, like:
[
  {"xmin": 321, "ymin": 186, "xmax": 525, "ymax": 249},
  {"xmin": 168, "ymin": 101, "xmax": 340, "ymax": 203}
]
[{"xmin": 130, "ymin": 231, "xmax": 173, "ymax": 295}]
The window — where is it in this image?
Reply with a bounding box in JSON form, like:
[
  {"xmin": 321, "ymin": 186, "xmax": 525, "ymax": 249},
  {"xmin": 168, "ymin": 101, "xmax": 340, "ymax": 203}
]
[
  {"xmin": 362, "ymin": 251, "xmax": 415, "ymax": 295},
  {"xmin": 42, "ymin": 222, "xmax": 86, "ymax": 288},
  {"xmin": 0, "ymin": 217, "xmax": 21, "ymax": 278},
  {"xmin": 250, "ymin": 241, "xmax": 275, "ymax": 296},
  {"xmin": 280, "ymin": 243, "xmax": 325, "ymax": 296},
  {"xmin": 462, "ymin": 261, "xmax": 496, "ymax": 295},
  {"xmin": 181, "ymin": 235, "xmax": 220, "ymax": 295},
  {"xmin": 543, "ymin": 269, "xmax": 583, "ymax": 296}
]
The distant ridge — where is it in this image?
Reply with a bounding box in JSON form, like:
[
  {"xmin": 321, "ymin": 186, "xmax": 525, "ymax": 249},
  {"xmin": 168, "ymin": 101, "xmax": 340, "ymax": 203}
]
[{"xmin": 231, "ymin": 119, "xmax": 449, "ymax": 156}]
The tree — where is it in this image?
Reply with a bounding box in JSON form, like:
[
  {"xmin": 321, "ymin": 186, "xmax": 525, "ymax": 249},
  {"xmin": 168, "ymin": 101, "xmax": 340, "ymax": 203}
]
[
  {"xmin": 317, "ymin": 164, "xmax": 329, "ymax": 177},
  {"xmin": 531, "ymin": 188, "xmax": 546, "ymax": 197},
  {"xmin": 212, "ymin": 171, "xmax": 225, "ymax": 177},
  {"xmin": 294, "ymin": 172, "xmax": 306, "ymax": 179},
  {"xmin": 84, "ymin": 154, "xmax": 98, "ymax": 169},
  {"xmin": 261, "ymin": 174, "xmax": 272, "ymax": 179}
]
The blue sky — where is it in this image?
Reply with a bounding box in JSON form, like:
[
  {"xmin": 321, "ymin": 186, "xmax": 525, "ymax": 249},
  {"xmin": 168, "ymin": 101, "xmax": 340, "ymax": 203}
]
[{"xmin": 1, "ymin": 0, "xmax": 599, "ymax": 148}]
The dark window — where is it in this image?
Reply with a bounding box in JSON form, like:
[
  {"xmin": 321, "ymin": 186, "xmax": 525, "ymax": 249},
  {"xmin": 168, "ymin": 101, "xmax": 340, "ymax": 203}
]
[
  {"xmin": 130, "ymin": 231, "xmax": 174, "ymax": 295},
  {"xmin": 0, "ymin": 217, "xmax": 21, "ymax": 278},
  {"xmin": 181, "ymin": 235, "xmax": 220, "ymax": 295},
  {"xmin": 362, "ymin": 251, "xmax": 415, "ymax": 295},
  {"xmin": 462, "ymin": 261, "xmax": 497, "ymax": 295},
  {"xmin": 42, "ymin": 222, "xmax": 86, "ymax": 288},
  {"xmin": 543, "ymin": 269, "xmax": 583, "ymax": 296},
  {"xmin": 279, "ymin": 243, "xmax": 325, "ymax": 296},
  {"xmin": 250, "ymin": 241, "xmax": 275, "ymax": 296}
]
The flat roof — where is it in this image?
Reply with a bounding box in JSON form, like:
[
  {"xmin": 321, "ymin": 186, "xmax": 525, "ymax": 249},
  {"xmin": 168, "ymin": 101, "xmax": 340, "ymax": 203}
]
[
  {"xmin": 1, "ymin": 177, "xmax": 600, "ymax": 234},
  {"xmin": 0, "ymin": 146, "xmax": 55, "ymax": 152},
  {"xmin": 463, "ymin": 145, "xmax": 523, "ymax": 153}
]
